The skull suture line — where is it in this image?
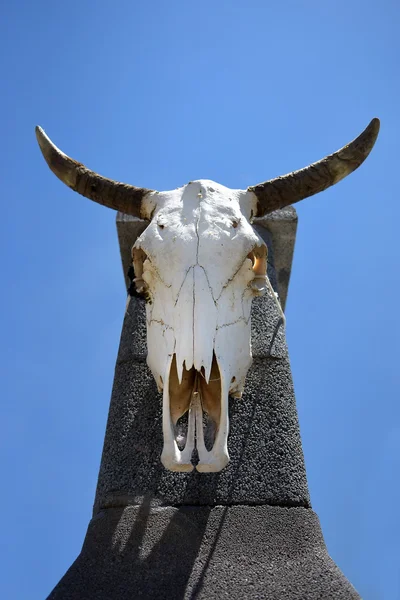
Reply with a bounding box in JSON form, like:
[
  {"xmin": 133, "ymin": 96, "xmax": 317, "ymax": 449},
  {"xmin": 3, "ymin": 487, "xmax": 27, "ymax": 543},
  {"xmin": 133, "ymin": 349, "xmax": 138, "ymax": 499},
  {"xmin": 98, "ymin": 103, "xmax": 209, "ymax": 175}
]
[{"xmin": 35, "ymin": 119, "xmax": 380, "ymax": 472}]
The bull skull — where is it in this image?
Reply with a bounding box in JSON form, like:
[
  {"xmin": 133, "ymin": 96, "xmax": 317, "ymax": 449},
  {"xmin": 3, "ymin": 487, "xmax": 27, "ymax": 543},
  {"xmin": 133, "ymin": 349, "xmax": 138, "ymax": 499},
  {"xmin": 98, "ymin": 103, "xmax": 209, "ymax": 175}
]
[{"xmin": 36, "ymin": 118, "xmax": 379, "ymax": 472}]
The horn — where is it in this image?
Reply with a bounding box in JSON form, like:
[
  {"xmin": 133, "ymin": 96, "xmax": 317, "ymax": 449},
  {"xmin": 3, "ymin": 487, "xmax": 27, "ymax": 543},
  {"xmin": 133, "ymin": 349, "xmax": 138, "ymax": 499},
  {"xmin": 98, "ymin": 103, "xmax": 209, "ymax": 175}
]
[
  {"xmin": 249, "ymin": 118, "xmax": 380, "ymax": 217},
  {"xmin": 35, "ymin": 126, "xmax": 153, "ymax": 218}
]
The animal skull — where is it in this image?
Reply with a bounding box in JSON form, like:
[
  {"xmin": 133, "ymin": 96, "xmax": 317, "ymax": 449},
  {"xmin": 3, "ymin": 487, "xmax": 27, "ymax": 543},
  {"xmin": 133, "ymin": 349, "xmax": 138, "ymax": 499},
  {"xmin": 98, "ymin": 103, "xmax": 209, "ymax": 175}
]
[
  {"xmin": 35, "ymin": 118, "xmax": 379, "ymax": 472},
  {"xmin": 132, "ymin": 180, "xmax": 279, "ymax": 471}
]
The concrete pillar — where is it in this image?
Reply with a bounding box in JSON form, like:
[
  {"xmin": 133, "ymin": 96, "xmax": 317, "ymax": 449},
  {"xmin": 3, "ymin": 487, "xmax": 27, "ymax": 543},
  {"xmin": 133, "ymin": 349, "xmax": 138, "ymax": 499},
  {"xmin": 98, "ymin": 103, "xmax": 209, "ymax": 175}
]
[{"xmin": 47, "ymin": 209, "xmax": 360, "ymax": 599}]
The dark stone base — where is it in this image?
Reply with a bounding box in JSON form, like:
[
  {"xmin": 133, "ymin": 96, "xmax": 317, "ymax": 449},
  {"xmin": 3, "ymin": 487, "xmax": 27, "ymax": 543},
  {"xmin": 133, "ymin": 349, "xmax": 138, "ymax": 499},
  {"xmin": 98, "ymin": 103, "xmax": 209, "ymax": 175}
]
[{"xmin": 47, "ymin": 505, "xmax": 359, "ymax": 599}]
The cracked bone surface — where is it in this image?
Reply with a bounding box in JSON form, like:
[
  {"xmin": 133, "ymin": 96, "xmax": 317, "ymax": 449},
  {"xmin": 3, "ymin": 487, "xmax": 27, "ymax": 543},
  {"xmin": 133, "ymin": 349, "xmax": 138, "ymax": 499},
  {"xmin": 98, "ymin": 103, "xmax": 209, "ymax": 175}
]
[{"xmin": 132, "ymin": 180, "xmax": 272, "ymax": 472}]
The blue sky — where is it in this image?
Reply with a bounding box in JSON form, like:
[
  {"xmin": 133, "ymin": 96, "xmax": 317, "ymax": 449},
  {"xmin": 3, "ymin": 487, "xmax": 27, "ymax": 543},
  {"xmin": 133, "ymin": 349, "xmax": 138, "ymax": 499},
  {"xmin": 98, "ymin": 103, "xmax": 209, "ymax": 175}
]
[{"xmin": 1, "ymin": 1, "xmax": 399, "ymax": 598}]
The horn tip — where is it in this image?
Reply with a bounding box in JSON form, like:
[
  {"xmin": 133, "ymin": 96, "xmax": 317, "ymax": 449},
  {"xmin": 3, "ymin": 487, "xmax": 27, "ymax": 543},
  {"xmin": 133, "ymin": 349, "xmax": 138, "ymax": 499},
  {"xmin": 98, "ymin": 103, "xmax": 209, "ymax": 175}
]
[
  {"xmin": 35, "ymin": 126, "xmax": 62, "ymax": 166},
  {"xmin": 361, "ymin": 117, "xmax": 380, "ymax": 157},
  {"xmin": 368, "ymin": 117, "xmax": 380, "ymax": 139},
  {"xmin": 35, "ymin": 125, "xmax": 45, "ymax": 140},
  {"xmin": 35, "ymin": 125, "xmax": 50, "ymax": 154}
]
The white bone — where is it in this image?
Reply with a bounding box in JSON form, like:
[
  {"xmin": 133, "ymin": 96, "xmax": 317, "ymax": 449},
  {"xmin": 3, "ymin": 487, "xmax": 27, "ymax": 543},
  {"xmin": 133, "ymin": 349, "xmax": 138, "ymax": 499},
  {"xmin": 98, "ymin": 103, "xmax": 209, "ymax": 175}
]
[
  {"xmin": 195, "ymin": 366, "xmax": 230, "ymax": 473},
  {"xmin": 194, "ymin": 265, "xmax": 217, "ymax": 381},
  {"xmin": 133, "ymin": 180, "xmax": 283, "ymax": 473},
  {"xmin": 161, "ymin": 357, "xmax": 195, "ymax": 472}
]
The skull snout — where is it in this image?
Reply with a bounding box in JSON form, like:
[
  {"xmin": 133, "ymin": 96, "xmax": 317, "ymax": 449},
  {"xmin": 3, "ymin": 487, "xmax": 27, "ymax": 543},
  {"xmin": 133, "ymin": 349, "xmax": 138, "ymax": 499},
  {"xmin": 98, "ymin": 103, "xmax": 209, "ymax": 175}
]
[{"xmin": 161, "ymin": 353, "xmax": 230, "ymax": 472}]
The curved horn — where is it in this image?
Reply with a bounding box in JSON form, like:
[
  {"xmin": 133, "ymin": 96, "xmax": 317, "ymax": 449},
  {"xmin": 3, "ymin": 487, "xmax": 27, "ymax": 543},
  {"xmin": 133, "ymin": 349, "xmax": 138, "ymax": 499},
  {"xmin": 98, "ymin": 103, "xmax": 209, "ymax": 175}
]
[
  {"xmin": 35, "ymin": 126, "xmax": 153, "ymax": 218},
  {"xmin": 249, "ymin": 118, "xmax": 380, "ymax": 217}
]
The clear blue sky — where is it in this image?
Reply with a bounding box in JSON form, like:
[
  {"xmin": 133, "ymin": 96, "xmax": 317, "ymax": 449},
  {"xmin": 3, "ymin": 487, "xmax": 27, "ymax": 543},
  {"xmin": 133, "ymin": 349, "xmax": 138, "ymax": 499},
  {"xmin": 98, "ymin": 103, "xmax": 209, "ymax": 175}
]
[{"xmin": 1, "ymin": 1, "xmax": 399, "ymax": 599}]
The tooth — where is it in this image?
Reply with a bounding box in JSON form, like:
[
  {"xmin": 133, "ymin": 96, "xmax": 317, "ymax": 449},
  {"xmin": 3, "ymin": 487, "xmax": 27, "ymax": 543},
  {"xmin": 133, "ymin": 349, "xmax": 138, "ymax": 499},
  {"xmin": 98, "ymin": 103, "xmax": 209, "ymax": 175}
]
[
  {"xmin": 203, "ymin": 359, "xmax": 212, "ymax": 384},
  {"xmin": 176, "ymin": 359, "xmax": 183, "ymax": 384}
]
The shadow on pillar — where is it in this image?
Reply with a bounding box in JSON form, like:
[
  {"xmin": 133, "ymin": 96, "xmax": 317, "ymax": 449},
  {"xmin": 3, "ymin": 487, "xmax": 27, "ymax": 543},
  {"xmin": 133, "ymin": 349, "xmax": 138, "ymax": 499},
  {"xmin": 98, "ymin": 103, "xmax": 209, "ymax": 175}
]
[
  {"xmin": 47, "ymin": 504, "xmax": 359, "ymax": 600},
  {"xmin": 48, "ymin": 502, "xmax": 212, "ymax": 600}
]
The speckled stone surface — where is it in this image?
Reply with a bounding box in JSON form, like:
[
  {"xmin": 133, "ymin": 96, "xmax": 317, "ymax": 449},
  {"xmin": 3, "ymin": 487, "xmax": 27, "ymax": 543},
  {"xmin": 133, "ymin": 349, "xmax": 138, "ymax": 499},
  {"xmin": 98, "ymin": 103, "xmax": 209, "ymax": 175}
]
[
  {"xmin": 93, "ymin": 354, "xmax": 309, "ymax": 512},
  {"xmin": 47, "ymin": 505, "xmax": 360, "ymax": 600}
]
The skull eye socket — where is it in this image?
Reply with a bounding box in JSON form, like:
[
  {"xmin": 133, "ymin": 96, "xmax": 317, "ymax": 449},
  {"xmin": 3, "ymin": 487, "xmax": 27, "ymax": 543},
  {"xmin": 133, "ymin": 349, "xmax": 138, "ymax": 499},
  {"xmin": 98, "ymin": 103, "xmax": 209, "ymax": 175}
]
[
  {"xmin": 247, "ymin": 244, "xmax": 268, "ymax": 296},
  {"xmin": 247, "ymin": 251, "xmax": 256, "ymax": 267},
  {"xmin": 131, "ymin": 247, "xmax": 150, "ymax": 296},
  {"xmin": 247, "ymin": 244, "xmax": 267, "ymax": 273}
]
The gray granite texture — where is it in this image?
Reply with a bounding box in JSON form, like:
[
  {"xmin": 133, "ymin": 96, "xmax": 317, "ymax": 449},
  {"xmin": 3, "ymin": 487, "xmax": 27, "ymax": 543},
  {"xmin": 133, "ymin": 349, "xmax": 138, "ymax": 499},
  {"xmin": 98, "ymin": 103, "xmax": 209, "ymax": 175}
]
[
  {"xmin": 257, "ymin": 207, "xmax": 297, "ymax": 311},
  {"xmin": 47, "ymin": 505, "xmax": 360, "ymax": 600},
  {"xmin": 94, "ymin": 353, "xmax": 309, "ymax": 512}
]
